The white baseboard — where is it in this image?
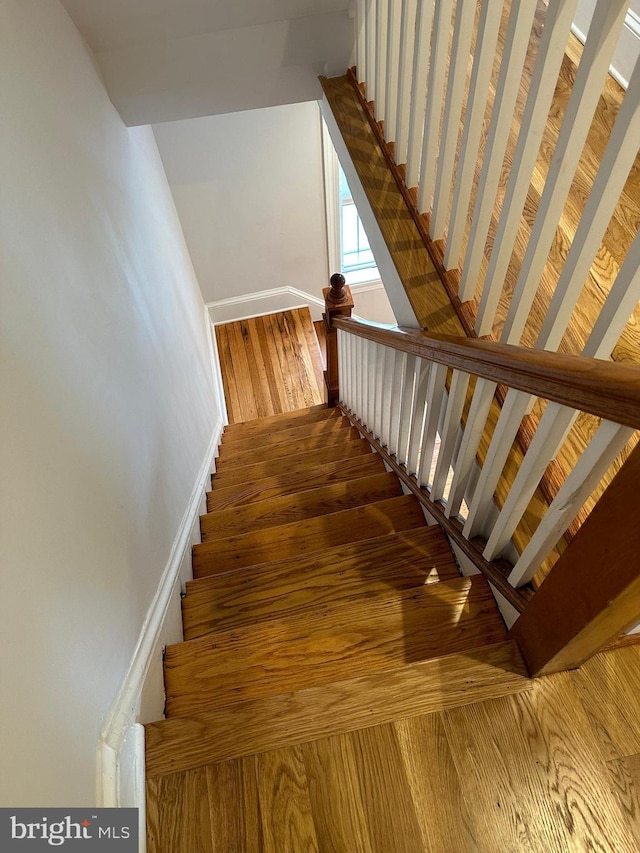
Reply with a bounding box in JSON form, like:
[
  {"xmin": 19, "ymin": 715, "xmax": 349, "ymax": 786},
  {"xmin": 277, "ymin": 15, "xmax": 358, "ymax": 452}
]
[
  {"xmin": 96, "ymin": 419, "xmax": 223, "ymax": 828},
  {"xmin": 206, "ymin": 281, "xmax": 394, "ymax": 327},
  {"xmin": 207, "ymin": 286, "xmax": 326, "ymax": 324}
]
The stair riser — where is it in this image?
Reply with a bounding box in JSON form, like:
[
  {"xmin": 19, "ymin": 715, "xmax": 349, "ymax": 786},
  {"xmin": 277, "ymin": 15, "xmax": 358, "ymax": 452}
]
[
  {"xmin": 211, "ymin": 439, "xmax": 373, "ymax": 487},
  {"xmin": 215, "ymin": 426, "xmax": 360, "ymax": 470},
  {"xmin": 147, "ymin": 642, "xmax": 530, "ymax": 777},
  {"xmin": 183, "ymin": 530, "xmax": 459, "ymax": 637},
  {"xmin": 200, "ymin": 472, "xmax": 402, "ymax": 542},
  {"xmin": 164, "ymin": 578, "xmax": 507, "ymax": 717},
  {"xmin": 219, "ymin": 415, "xmax": 348, "ymax": 453},
  {"xmin": 222, "ymin": 405, "xmax": 333, "ymax": 439},
  {"xmin": 206, "ymin": 455, "xmax": 386, "ymax": 512},
  {"xmin": 192, "ymin": 495, "xmax": 427, "ymax": 578}
]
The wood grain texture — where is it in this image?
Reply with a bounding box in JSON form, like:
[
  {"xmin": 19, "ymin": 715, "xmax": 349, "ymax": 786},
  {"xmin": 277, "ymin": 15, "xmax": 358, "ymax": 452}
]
[
  {"xmin": 192, "ymin": 494, "xmax": 427, "ymax": 578},
  {"xmin": 571, "ymin": 646, "xmax": 640, "ymax": 763},
  {"xmin": 206, "ymin": 454, "xmax": 386, "ymax": 512},
  {"xmin": 164, "ymin": 576, "xmax": 506, "ymax": 716},
  {"xmin": 608, "ymin": 753, "xmax": 640, "ymax": 850},
  {"xmin": 147, "ymin": 642, "xmax": 529, "ymax": 777},
  {"xmin": 510, "ymin": 445, "xmax": 640, "ymax": 675},
  {"xmin": 216, "ymin": 309, "xmax": 325, "ymax": 424},
  {"xmin": 222, "ymin": 404, "xmax": 331, "ymax": 438},
  {"xmin": 395, "ymin": 714, "xmax": 478, "ymax": 852},
  {"xmin": 219, "ymin": 412, "xmax": 347, "ymax": 453},
  {"xmin": 301, "ymin": 733, "xmax": 373, "ymax": 853},
  {"xmin": 348, "ymin": 724, "xmax": 425, "ymax": 852},
  {"xmin": 182, "ymin": 526, "xmax": 460, "ymax": 638},
  {"xmin": 215, "ymin": 425, "xmax": 361, "ymax": 470},
  {"xmin": 205, "ymin": 757, "xmax": 262, "ymax": 853},
  {"xmin": 211, "ymin": 437, "xmax": 373, "ymax": 487},
  {"xmin": 255, "ymin": 746, "xmax": 319, "ymax": 853},
  {"xmin": 200, "ymin": 472, "xmax": 402, "ymax": 542},
  {"xmin": 146, "ymin": 767, "xmax": 213, "ymax": 853}
]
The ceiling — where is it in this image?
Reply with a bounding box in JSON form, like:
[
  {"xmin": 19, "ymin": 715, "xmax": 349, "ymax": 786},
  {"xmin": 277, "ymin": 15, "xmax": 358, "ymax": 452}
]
[{"xmin": 60, "ymin": 0, "xmax": 350, "ymax": 53}]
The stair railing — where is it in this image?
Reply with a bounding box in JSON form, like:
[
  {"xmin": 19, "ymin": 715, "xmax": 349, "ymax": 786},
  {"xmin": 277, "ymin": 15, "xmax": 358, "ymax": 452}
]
[
  {"xmin": 323, "ymin": 280, "xmax": 640, "ymax": 676},
  {"xmin": 351, "ymin": 0, "xmax": 640, "ymax": 348}
]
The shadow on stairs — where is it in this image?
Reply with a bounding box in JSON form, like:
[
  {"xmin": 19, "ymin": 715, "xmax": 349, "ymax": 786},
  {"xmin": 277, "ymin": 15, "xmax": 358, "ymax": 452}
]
[{"xmin": 144, "ymin": 403, "xmax": 531, "ymax": 851}]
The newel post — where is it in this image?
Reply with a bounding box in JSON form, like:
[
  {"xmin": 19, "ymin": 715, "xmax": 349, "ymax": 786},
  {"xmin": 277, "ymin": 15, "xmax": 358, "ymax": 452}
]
[{"xmin": 323, "ymin": 273, "xmax": 354, "ymax": 407}]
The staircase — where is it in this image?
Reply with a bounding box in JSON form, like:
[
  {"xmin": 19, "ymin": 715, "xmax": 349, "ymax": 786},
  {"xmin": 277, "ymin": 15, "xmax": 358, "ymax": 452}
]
[{"xmin": 145, "ymin": 403, "xmax": 531, "ymax": 850}]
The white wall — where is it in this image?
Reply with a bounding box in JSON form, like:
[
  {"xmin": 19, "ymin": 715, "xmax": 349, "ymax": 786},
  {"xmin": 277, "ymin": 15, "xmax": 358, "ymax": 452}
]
[
  {"xmin": 0, "ymin": 0, "xmax": 220, "ymax": 807},
  {"xmin": 88, "ymin": 12, "xmax": 353, "ymax": 126},
  {"xmin": 153, "ymin": 102, "xmax": 330, "ymax": 304},
  {"xmin": 573, "ymin": 0, "xmax": 640, "ymax": 89}
]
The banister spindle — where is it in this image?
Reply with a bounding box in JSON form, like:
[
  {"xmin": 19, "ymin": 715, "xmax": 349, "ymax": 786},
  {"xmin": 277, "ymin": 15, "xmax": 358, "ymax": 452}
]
[{"xmin": 323, "ymin": 273, "xmax": 354, "ymax": 407}]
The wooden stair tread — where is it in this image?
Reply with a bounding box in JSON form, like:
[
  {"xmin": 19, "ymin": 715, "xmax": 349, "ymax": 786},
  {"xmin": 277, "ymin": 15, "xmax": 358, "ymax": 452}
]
[
  {"xmin": 164, "ymin": 575, "xmax": 507, "ymax": 716},
  {"xmin": 221, "ymin": 404, "xmax": 332, "ymax": 438},
  {"xmin": 183, "ymin": 526, "xmax": 460, "ymax": 637},
  {"xmin": 200, "ymin": 471, "xmax": 402, "ymax": 542},
  {"xmin": 218, "ymin": 413, "xmax": 350, "ymax": 452},
  {"xmin": 215, "ymin": 425, "xmax": 361, "ymax": 470},
  {"xmin": 211, "ymin": 438, "xmax": 373, "ymax": 486},
  {"xmin": 192, "ymin": 494, "xmax": 427, "ymax": 578},
  {"xmin": 146, "ymin": 640, "xmax": 530, "ymax": 777},
  {"xmin": 206, "ymin": 454, "xmax": 386, "ymax": 512}
]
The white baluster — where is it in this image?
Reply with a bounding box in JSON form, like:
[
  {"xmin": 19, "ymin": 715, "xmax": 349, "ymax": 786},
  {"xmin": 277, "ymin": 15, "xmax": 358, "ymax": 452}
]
[
  {"xmin": 459, "ymin": 0, "xmax": 538, "ymax": 301},
  {"xmin": 508, "ymin": 421, "xmax": 634, "ymax": 587},
  {"xmin": 389, "ymin": 350, "xmax": 408, "ymax": 457},
  {"xmin": 536, "ymin": 60, "xmax": 640, "ymax": 351},
  {"xmin": 474, "ymin": 0, "xmax": 578, "ymax": 333},
  {"xmin": 483, "ymin": 401, "xmax": 578, "ymax": 561},
  {"xmin": 417, "ymin": 361, "xmax": 448, "ymax": 488},
  {"xmin": 374, "ymin": 342, "xmax": 386, "ymax": 438},
  {"xmin": 407, "ymin": 359, "xmax": 431, "ymax": 475},
  {"xmin": 376, "ymin": 0, "xmax": 389, "ymax": 119},
  {"xmin": 338, "ymin": 328, "xmax": 346, "ymax": 405},
  {"xmin": 500, "ymin": 0, "xmax": 629, "ymax": 345},
  {"xmin": 445, "ymin": 378, "xmax": 497, "ymax": 518},
  {"xmin": 356, "ymin": 0, "xmax": 367, "ymax": 84},
  {"xmin": 381, "ymin": 345, "xmax": 395, "ymax": 448},
  {"xmin": 417, "ymin": 0, "xmax": 454, "ymax": 214},
  {"xmin": 431, "ymin": 370, "xmax": 470, "ymax": 502},
  {"xmin": 385, "ymin": 0, "xmax": 403, "ymax": 138},
  {"xmin": 395, "ymin": 0, "xmax": 418, "ymax": 164},
  {"xmin": 584, "ymin": 230, "xmax": 640, "ymax": 359},
  {"xmin": 366, "ymin": 0, "xmax": 377, "ymax": 103},
  {"xmin": 397, "ymin": 354, "xmax": 419, "ymax": 464},
  {"xmin": 430, "ymin": 0, "xmax": 476, "ymax": 239},
  {"xmin": 406, "ymin": 0, "xmax": 436, "ymax": 188},
  {"xmin": 445, "ymin": 0, "xmax": 503, "ymax": 270},
  {"xmin": 463, "ymin": 388, "xmax": 533, "ymax": 538}
]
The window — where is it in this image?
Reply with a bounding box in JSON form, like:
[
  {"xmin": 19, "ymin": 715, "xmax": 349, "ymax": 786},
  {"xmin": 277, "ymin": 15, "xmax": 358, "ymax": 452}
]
[
  {"xmin": 338, "ymin": 165, "xmax": 379, "ymax": 284},
  {"xmin": 339, "ymin": 166, "xmax": 376, "ymax": 276}
]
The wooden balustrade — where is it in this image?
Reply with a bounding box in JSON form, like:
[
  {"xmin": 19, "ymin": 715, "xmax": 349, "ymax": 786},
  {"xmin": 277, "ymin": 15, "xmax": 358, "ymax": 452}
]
[{"xmin": 324, "ymin": 295, "xmax": 640, "ymax": 675}]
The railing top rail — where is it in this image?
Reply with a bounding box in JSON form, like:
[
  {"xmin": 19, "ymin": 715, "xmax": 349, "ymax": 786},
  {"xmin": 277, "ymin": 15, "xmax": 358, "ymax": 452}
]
[{"xmin": 334, "ymin": 316, "xmax": 640, "ymax": 428}]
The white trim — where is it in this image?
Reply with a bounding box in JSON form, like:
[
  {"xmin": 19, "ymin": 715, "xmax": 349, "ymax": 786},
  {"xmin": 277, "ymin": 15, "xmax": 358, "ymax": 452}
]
[
  {"xmin": 204, "ymin": 305, "xmax": 228, "ymax": 429},
  {"xmin": 320, "ymin": 112, "xmax": 342, "ymax": 277},
  {"xmin": 206, "ymin": 286, "xmax": 326, "ymax": 324},
  {"xmin": 571, "ymin": 7, "xmax": 640, "ymax": 90},
  {"xmin": 97, "ymin": 421, "xmax": 223, "ymax": 816}
]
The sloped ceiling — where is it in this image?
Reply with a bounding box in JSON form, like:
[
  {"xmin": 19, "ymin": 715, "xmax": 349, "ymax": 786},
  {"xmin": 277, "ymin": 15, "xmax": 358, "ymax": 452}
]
[{"xmin": 60, "ymin": 0, "xmax": 354, "ymax": 125}]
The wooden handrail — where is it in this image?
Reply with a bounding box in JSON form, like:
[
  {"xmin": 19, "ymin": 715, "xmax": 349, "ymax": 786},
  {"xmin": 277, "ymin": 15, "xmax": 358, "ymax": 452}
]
[{"xmin": 334, "ymin": 316, "xmax": 640, "ymax": 428}]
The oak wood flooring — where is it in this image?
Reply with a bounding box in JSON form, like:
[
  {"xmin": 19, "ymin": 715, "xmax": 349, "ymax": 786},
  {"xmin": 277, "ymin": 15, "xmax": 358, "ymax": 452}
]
[
  {"xmin": 206, "ymin": 453, "xmax": 385, "ymax": 512},
  {"xmin": 147, "ymin": 647, "xmax": 640, "ymax": 853},
  {"xmin": 164, "ymin": 575, "xmax": 505, "ymax": 716},
  {"xmin": 182, "ymin": 526, "xmax": 460, "ymax": 637},
  {"xmin": 215, "ymin": 308, "xmax": 325, "ymax": 424}
]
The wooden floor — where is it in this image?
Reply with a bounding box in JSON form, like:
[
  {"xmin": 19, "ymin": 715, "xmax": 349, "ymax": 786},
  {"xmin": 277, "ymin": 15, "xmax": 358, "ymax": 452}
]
[
  {"xmin": 147, "ymin": 645, "xmax": 640, "ymax": 852},
  {"xmin": 215, "ymin": 308, "xmax": 325, "ymax": 423},
  {"xmin": 147, "ymin": 317, "xmax": 640, "ymax": 851}
]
